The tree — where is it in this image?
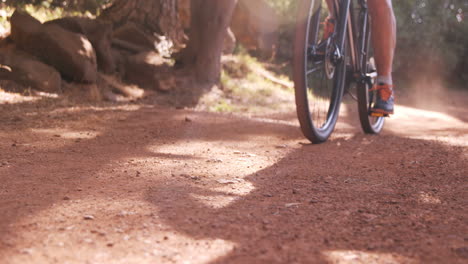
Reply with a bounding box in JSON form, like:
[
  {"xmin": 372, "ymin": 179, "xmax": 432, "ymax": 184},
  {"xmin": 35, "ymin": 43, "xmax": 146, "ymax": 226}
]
[
  {"xmin": 100, "ymin": 0, "xmax": 237, "ymax": 85},
  {"xmin": 99, "ymin": 0, "xmax": 184, "ymax": 45},
  {"xmin": 177, "ymin": 0, "xmax": 238, "ymax": 84}
]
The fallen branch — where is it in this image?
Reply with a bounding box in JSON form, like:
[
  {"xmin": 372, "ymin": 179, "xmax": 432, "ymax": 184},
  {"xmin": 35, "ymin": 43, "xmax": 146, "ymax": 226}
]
[
  {"xmin": 99, "ymin": 73, "xmax": 145, "ymax": 99},
  {"xmin": 249, "ymin": 64, "xmax": 293, "ymax": 89}
]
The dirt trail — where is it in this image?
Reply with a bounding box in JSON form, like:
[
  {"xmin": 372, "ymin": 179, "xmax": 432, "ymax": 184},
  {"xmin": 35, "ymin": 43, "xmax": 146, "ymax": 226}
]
[{"xmin": 0, "ymin": 89, "xmax": 467, "ymax": 264}]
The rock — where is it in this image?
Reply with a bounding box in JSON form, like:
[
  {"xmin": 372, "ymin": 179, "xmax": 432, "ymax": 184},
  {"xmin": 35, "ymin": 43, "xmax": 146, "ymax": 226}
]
[
  {"xmin": 0, "ymin": 44, "xmax": 62, "ymax": 93},
  {"xmin": 46, "ymin": 17, "xmax": 115, "ymax": 74},
  {"xmin": 113, "ymin": 22, "xmax": 156, "ymax": 52},
  {"xmin": 63, "ymin": 82, "xmax": 103, "ymax": 102},
  {"xmin": 217, "ymin": 179, "xmax": 240, "ymax": 184},
  {"xmin": 206, "ymin": 158, "xmax": 223, "ymax": 163},
  {"xmin": 156, "ymin": 75, "xmax": 176, "ymax": 92},
  {"xmin": 285, "ymin": 203, "xmax": 301, "ymax": 208},
  {"xmin": 20, "ymin": 248, "xmax": 33, "ymax": 255},
  {"xmin": 83, "ymin": 215, "xmax": 95, "ymax": 220},
  {"xmin": 455, "ymin": 247, "xmax": 468, "ymax": 259},
  {"xmin": 10, "ymin": 10, "xmax": 98, "ymax": 83},
  {"xmin": 231, "ymin": 0, "xmax": 279, "ymax": 58},
  {"xmin": 124, "ymin": 51, "xmax": 172, "ymax": 90}
]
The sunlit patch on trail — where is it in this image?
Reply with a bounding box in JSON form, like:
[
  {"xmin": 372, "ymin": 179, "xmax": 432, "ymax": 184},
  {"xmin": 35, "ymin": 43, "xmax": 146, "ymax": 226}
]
[
  {"xmin": 147, "ymin": 141, "xmax": 275, "ymax": 176},
  {"xmin": 189, "ymin": 179, "xmax": 255, "ymax": 209},
  {"xmin": 417, "ymin": 192, "xmax": 442, "ymax": 205},
  {"xmin": 387, "ymin": 105, "xmax": 468, "ymax": 147},
  {"xmin": 243, "ymin": 116, "xmax": 298, "ymax": 127},
  {"xmin": 212, "ymin": 180, "xmax": 256, "ymax": 196},
  {"xmin": 5, "ymin": 198, "xmax": 236, "ymax": 264},
  {"xmin": 48, "ymin": 104, "xmax": 143, "ymax": 114},
  {"xmin": 0, "ymin": 89, "xmax": 40, "ymax": 104},
  {"xmin": 32, "ymin": 128, "xmax": 100, "ymax": 140},
  {"xmin": 323, "ymin": 250, "xmax": 416, "ymax": 264},
  {"xmin": 190, "ymin": 193, "xmax": 240, "ymax": 209}
]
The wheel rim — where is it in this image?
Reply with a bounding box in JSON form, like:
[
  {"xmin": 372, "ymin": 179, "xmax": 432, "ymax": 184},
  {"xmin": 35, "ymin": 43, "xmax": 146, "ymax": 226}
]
[
  {"xmin": 367, "ymin": 86, "xmax": 385, "ymax": 131},
  {"xmin": 363, "ymin": 59, "xmax": 385, "ymax": 133},
  {"xmin": 303, "ymin": 3, "xmax": 341, "ymax": 133}
]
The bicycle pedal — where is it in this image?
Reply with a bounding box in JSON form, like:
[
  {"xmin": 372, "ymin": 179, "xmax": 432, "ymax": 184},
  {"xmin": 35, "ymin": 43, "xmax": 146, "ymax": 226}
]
[{"xmin": 370, "ymin": 112, "xmax": 389, "ymax": 117}]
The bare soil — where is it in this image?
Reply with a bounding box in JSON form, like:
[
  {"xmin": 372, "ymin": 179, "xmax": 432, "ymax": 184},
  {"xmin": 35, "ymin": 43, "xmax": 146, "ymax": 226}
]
[{"xmin": 0, "ymin": 87, "xmax": 467, "ymax": 264}]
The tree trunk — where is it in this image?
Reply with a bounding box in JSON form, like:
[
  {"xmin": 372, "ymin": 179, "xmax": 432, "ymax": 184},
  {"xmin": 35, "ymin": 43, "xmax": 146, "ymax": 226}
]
[
  {"xmin": 99, "ymin": 0, "xmax": 184, "ymax": 45},
  {"xmin": 180, "ymin": 0, "xmax": 238, "ymax": 84},
  {"xmin": 101, "ymin": 0, "xmax": 237, "ymax": 86}
]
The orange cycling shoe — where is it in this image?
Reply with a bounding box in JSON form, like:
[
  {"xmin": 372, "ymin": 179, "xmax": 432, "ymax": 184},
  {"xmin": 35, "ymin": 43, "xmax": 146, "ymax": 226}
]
[{"xmin": 370, "ymin": 83, "xmax": 394, "ymax": 116}]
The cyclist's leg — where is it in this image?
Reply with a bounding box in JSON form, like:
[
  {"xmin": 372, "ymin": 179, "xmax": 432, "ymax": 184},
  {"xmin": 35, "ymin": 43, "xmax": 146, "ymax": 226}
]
[
  {"xmin": 325, "ymin": 0, "xmax": 335, "ymax": 16},
  {"xmin": 367, "ymin": 0, "xmax": 396, "ymax": 114},
  {"xmin": 368, "ymin": 0, "xmax": 396, "ymax": 83},
  {"xmin": 323, "ymin": 0, "xmax": 336, "ymax": 39}
]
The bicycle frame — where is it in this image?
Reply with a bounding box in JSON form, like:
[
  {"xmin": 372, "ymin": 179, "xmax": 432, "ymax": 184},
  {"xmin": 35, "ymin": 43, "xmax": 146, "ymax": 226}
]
[
  {"xmin": 346, "ymin": 0, "xmax": 376, "ymax": 83},
  {"xmin": 293, "ymin": 0, "xmax": 385, "ymax": 143},
  {"xmin": 328, "ymin": 0, "xmax": 375, "ymax": 84}
]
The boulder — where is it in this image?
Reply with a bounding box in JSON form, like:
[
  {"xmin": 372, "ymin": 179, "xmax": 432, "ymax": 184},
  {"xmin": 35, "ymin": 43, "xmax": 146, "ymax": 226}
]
[
  {"xmin": 10, "ymin": 10, "xmax": 98, "ymax": 83},
  {"xmin": 113, "ymin": 23, "xmax": 156, "ymax": 52},
  {"xmin": 46, "ymin": 17, "xmax": 116, "ymax": 74},
  {"xmin": 231, "ymin": 0, "xmax": 279, "ymax": 58},
  {"xmin": 0, "ymin": 44, "xmax": 61, "ymax": 93},
  {"xmin": 124, "ymin": 51, "xmax": 172, "ymax": 91}
]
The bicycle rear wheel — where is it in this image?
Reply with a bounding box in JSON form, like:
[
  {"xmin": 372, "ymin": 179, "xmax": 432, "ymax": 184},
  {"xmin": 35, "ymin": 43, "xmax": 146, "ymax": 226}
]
[
  {"xmin": 293, "ymin": 0, "xmax": 347, "ymax": 143},
  {"xmin": 357, "ymin": 15, "xmax": 385, "ymax": 134}
]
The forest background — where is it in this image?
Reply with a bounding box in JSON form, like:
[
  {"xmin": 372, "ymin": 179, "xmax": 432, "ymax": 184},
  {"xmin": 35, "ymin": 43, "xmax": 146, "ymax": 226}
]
[{"xmin": 1, "ymin": 0, "xmax": 467, "ymax": 90}]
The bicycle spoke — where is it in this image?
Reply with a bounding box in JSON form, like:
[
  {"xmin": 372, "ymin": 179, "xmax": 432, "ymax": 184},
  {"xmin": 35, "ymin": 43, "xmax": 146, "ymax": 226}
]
[
  {"xmin": 306, "ymin": 63, "xmax": 323, "ymax": 75},
  {"xmin": 293, "ymin": 0, "xmax": 345, "ymax": 143}
]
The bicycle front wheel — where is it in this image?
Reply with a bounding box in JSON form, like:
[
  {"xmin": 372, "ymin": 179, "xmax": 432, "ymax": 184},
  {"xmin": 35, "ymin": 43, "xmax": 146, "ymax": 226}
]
[{"xmin": 293, "ymin": 0, "xmax": 347, "ymax": 143}]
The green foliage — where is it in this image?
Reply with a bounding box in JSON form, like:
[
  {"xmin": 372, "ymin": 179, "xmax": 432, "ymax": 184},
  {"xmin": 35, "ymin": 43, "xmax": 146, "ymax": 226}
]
[
  {"xmin": 208, "ymin": 50, "xmax": 294, "ymax": 113},
  {"xmin": 265, "ymin": 0, "xmax": 298, "ymax": 25},
  {"xmin": 0, "ymin": 4, "xmax": 66, "ymax": 31},
  {"xmin": 2, "ymin": 0, "xmax": 111, "ymax": 14},
  {"xmin": 394, "ymin": 0, "xmax": 468, "ymax": 85},
  {"xmin": 266, "ymin": 0, "xmax": 468, "ymax": 87},
  {"xmin": 0, "ymin": 0, "xmax": 105, "ymax": 30}
]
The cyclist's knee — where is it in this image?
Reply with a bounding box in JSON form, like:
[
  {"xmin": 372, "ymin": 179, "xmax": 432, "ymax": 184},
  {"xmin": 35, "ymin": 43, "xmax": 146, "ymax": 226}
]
[
  {"xmin": 368, "ymin": 0, "xmax": 395, "ymax": 21},
  {"xmin": 368, "ymin": 0, "xmax": 393, "ymax": 12}
]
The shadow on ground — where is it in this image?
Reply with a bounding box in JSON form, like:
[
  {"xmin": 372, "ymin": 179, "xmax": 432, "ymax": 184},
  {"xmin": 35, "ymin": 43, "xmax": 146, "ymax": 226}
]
[{"xmin": 0, "ymin": 97, "xmax": 466, "ymax": 263}]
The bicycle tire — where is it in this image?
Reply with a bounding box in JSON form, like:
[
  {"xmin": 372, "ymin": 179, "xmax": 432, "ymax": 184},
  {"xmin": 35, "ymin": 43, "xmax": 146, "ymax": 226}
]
[
  {"xmin": 356, "ymin": 15, "xmax": 385, "ymax": 134},
  {"xmin": 293, "ymin": 0, "xmax": 347, "ymax": 143}
]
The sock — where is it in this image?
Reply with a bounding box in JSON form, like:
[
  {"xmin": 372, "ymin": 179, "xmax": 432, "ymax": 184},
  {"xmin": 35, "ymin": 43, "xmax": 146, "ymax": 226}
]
[{"xmin": 376, "ymin": 76, "xmax": 393, "ymax": 86}]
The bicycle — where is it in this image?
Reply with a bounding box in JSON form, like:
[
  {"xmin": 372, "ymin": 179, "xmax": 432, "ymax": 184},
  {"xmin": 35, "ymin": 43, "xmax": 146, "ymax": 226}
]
[{"xmin": 293, "ymin": 0, "xmax": 385, "ymax": 143}]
